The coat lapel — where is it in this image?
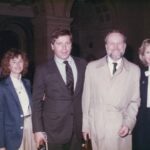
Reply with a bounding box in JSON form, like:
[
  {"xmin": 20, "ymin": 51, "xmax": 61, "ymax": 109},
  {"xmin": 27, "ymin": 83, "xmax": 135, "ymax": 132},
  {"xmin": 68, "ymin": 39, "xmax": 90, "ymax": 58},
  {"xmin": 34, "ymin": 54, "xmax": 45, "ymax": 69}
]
[
  {"xmin": 22, "ymin": 79, "xmax": 32, "ymax": 104},
  {"xmin": 46, "ymin": 58, "xmax": 69, "ymax": 93},
  {"xmin": 96, "ymin": 56, "xmax": 112, "ymax": 80},
  {"xmin": 74, "ymin": 58, "xmax": 83, "ymax": 95},
  {"xmin": 140, "ymin": 67, "xmax": 148, "ymax": 107},
  {"xmin": 5, "ymin": 77, "xmax": 22, "ymax": 112},
  {"xmin": 46, "ymin": 57, "xmax": 85, "ymax": 96}
]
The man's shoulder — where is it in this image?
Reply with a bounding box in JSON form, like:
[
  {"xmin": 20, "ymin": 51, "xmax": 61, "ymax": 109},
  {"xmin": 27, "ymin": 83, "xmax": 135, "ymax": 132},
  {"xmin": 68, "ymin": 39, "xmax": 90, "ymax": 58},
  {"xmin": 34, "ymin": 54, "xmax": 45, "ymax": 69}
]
[
  {"xmin": 73, "ymin": 56, "xmax": 86, "ymax": 62},
  {"xmin": 87, "ymin": 57, "xmax": 106, "ymax": 68},
  {"xmin": 22, "ymin": 77, "xmax": 30, "ymax": 85},
  {"xmin": 124, "ymin": 58, "xmax": 139, "ymax": 67},
  {"xmin": 73, "ymin": 56, "xmax": 87, "ymax": 66},
  {"xmin": 35, "ymin": 58, "xmax": 54, "ymax": 70},
  {"xmin": 123, "ymin": 58, "xmax": 140, "ymax": 72},
  {"xmin": 0, "ymin": 77, "xmax": 7, "ymax": 86}
]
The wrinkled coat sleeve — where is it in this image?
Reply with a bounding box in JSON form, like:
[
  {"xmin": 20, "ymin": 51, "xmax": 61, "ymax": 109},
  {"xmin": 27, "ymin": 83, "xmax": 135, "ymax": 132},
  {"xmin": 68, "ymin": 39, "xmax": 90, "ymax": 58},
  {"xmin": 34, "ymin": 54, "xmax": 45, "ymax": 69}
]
[
  {"xmin": 82, "ymin": 64, "xmax": 92, "ymax": 133},
  {"xmin": 123, "ymin": 66, "xmax": 141, "ymax": 132}
]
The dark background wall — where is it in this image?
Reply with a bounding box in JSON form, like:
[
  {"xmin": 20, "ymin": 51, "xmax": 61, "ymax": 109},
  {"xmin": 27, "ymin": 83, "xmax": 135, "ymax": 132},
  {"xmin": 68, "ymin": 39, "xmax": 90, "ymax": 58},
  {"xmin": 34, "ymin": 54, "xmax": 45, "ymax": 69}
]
[
  {"xmin": 71, "ymin": 0, "xmax": 150, "ymax": 65},
  {"xmin": 0, "ymin": 0, "xmax": 150, "ymax": 80}
]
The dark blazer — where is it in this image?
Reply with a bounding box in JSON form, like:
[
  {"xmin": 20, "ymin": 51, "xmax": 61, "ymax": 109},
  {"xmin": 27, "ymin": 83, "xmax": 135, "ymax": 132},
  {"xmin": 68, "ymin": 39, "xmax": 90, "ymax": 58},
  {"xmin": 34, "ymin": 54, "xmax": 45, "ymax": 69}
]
[
  {"xmin": 0, "ymin": 76, "xmax": 31, "ymax": 150},
  {"xmin": 32, "ymin": 57, "xmax": 86, "ymax": 144},
  {"xmin": 133, "ymin": 67, "xmax": 150, "ymax": 150}
]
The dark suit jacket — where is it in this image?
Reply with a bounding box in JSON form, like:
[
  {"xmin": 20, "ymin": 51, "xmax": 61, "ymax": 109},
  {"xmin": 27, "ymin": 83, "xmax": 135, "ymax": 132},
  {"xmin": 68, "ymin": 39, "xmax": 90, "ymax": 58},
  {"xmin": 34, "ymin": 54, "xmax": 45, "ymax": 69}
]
[
  {"xmin": 0, "ymin": 76, "xmax": 32, "ymax": 150},
  {"xmin": 32, "ymin": 57, "xmax": 86, "ymax": 144},
  {"xmin": 133, "ymin": 67, "xmax": 150, "ymax": 150}
]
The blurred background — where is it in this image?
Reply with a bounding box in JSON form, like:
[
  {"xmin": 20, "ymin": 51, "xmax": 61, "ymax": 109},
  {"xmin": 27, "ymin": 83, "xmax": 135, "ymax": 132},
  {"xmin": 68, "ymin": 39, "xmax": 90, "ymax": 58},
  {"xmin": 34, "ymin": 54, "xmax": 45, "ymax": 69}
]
[{"xmin": 0, "ymin": 0, "xmax": 149, "ymax": 79}]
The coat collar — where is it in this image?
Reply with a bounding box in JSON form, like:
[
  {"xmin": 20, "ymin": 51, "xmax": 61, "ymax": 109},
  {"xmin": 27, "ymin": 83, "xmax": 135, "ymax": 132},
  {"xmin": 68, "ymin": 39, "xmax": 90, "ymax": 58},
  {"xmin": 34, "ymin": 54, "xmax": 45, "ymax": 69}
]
[
  {"xmin": 96, "ymin": 56, "xmax": 130, "ymax": 71},
  {"xmin": 5, "ymin": 76, "xmax": 23, "ymax": 112},
  {"xmin": 5, "ymin": 76, "xmax": 31, "ymax": 107}
]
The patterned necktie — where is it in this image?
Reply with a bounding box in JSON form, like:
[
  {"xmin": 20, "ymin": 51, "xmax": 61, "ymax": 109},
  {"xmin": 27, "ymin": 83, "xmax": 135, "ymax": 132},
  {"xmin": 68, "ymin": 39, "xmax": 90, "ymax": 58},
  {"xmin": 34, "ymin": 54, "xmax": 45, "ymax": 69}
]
[
  {"xmin": 64, "ymin": 61, "xmax": 74, "ymax": 95},
  {"xmin": 113, "ymin": 62, "xmax": 117, "ymax": 74}
]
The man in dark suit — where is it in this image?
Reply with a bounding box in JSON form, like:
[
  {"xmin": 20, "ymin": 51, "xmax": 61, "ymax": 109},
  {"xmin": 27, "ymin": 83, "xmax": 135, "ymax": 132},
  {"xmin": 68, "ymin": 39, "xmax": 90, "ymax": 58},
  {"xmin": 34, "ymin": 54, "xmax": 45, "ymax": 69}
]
[{"xmin": 32, "ymin": 28, "xmax": 87, "ymax": 150}]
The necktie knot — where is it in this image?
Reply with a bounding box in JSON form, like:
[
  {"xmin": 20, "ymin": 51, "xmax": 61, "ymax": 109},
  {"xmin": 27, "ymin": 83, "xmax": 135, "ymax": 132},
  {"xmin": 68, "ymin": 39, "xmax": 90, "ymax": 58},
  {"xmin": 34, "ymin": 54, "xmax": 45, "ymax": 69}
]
[
  {"xmin": 64, "ymin": 61, "xmax": 69, "ymax": 70},
  {"xmin": 113, "ymin": 62, "xmax": 117, "ymax": 74},
  {"xmin": 64, "ymin": 60, "xmax": 69, "ymax": 65},
  {"xmin": 64, "ymin": 61, "xmax": 74, "ymax": 95}
]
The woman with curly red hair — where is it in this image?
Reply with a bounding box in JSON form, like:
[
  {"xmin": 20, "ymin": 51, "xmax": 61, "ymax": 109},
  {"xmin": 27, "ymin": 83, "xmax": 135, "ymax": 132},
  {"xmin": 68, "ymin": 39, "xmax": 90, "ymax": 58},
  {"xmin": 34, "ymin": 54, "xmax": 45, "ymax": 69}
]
[{"xmin": 0, "ymin": 48, "xmax": 36, "ymax": 150}]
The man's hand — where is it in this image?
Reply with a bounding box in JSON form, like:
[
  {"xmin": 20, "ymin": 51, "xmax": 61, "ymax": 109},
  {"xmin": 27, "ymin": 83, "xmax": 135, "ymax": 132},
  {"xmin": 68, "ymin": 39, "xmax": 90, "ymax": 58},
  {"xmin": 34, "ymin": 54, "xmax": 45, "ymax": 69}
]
[
  {"xmin": 34, "ymin": 132, "xmax": 46, "ymax": 148},
  {"xmin": 118, "ymin": 125, "xmax": 129, "ymax": 137},
  {"xmin": 82, "ymin": 132, "xmax": 90, "ymax": 141}
]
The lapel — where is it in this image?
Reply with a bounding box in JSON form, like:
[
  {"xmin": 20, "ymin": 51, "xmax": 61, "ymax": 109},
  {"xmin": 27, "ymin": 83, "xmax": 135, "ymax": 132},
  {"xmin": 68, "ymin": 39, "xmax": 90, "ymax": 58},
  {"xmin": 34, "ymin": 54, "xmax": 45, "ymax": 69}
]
[
  {"xmin": 95, "ymin": 56, "xmax": 127, "ymax": 79},
  {"xmin": 96, "ymin": 57, "xmax": 130, "ymax": 87},
  {"xmin": 74, "ymin": 57, "xmax": 83, "ymax": 95},
  {"xmin": 96, "ymin": 56, "xmax": 113, "ymax": 80},
  {"xmin": 113, "ymin": 57, "xmax": 129, "ymax": 76},
  {"xmin": 5, "ymin": 76, "xmax": 22, "ymax": 112},
  {"xmin": 141, "ymin": 67, "xmax": 148, "ymax": 84},
  {"xmin": 46, "ymin": 57, "xmax": 85, "ymax": 96},
  {"xmin": 46, "ymin": 58, "xmax": 69, "ymax": 94},
  {"xmin": 22, "ymin": 78, "xmax": 32, "ymax": 104},
  {"xmin": 140, "ymin": 67, "xmax": 148, "ymax": 107}
]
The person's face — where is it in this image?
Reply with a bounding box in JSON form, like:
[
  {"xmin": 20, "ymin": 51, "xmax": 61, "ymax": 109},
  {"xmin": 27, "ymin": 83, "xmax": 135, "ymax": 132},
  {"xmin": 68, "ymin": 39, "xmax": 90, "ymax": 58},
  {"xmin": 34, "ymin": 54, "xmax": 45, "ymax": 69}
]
[
  {"xmin": 9, "ymin": 55, "xmax": 24, "ymax": 76},
  {"xmin": 105, "ymin": 33, "xmax": 126, "ymax": 61},
  {"xmin": 143, "ymin": 45, "xmax": 150, "ymax": 65},
  {"xmin": 51, "ymin": 35, "xmax": 72, "ymax": 60}
]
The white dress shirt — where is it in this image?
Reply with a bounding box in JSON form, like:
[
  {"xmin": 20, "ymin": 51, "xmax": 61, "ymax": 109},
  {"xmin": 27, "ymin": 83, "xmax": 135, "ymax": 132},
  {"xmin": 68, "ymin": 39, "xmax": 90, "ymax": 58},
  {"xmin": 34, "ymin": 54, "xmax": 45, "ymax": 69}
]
[
  {"xmin": 54, "ymin": 56, "xmax": 77, "ymax": 90},
  {"xmin": 10, "ymin": 74, "xmax": 30, "ymax": 116},
  {"xmin": 107, "ymin": 56, "xmax": 122, "ymax": 76}
]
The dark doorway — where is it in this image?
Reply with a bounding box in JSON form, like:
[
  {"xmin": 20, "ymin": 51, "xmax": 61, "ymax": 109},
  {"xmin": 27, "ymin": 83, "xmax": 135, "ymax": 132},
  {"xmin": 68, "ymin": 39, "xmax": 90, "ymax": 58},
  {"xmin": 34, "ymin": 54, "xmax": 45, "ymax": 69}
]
[{"xmin": 0, "ymin": 30, "xmax": 20, "ymax": 59}]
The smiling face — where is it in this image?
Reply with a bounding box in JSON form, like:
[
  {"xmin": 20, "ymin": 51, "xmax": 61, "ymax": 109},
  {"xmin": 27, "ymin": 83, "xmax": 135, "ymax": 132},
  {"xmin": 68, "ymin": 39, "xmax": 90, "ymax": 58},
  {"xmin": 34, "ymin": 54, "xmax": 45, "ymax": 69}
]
[
  {"xmin": 9, "ymin": 55, "xmax": 24, "ymax": 77},
  {"xmin": 51, "ymin": 35, "xmax": 72, "ymax": 60},
  {"xmin": 105, "ymin": 32, "xmax": 126, "ymax": 61}
]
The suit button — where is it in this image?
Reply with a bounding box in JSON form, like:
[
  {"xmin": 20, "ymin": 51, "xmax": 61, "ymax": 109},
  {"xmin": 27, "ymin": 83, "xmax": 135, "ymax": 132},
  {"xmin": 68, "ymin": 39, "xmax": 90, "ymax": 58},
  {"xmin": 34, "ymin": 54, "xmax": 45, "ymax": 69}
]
[
  {"xmin": 20, "ymin": 126, "xmax": 24, "ymax": 130},
  {"xmin": 20, "ymin": 114, "xmax": 23, "ymax": 118}
]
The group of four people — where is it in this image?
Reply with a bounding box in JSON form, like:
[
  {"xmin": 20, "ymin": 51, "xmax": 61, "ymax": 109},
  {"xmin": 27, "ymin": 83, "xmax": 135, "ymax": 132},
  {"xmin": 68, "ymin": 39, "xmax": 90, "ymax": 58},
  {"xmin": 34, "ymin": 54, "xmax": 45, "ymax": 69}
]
[{"xmin": 0, "ymin": 28, "xmax": 149, "ymax": 150}]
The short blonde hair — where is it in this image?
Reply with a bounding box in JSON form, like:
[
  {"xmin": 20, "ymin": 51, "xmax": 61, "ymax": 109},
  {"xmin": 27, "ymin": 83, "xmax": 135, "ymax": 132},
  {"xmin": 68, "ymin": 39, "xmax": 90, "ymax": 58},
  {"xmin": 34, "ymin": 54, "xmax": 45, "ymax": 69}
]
[{"xmin": 139, "ymin": 39, "xmax": 150, "ymax": 66}]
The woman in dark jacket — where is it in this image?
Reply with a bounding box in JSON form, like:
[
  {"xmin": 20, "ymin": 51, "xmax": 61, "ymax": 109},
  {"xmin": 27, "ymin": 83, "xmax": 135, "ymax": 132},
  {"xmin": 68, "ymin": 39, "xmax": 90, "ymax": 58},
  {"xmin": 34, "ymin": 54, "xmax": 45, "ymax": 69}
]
[
  {"xmin": 133, "ymin": 39, "xmax": 150, "ymax": 150},
  {"xmin": 0, "ymin": 49, "xmax": 36, "ymax": 150}
]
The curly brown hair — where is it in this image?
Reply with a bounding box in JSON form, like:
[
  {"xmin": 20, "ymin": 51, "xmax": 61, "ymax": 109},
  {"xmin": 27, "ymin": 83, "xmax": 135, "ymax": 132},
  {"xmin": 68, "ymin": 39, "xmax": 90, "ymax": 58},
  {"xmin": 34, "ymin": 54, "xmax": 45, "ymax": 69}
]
[{"xmin": 1, "ymin": 48, "xmax": 29, "ymax": 77}]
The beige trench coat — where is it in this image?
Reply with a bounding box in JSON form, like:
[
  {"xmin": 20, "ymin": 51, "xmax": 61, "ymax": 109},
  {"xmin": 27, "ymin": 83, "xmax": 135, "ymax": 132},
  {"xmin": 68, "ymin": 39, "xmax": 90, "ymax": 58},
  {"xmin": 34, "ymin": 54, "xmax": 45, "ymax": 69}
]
[{"xmin": 82, "ymin": 57, "xmax": 140, "ymax": 150}]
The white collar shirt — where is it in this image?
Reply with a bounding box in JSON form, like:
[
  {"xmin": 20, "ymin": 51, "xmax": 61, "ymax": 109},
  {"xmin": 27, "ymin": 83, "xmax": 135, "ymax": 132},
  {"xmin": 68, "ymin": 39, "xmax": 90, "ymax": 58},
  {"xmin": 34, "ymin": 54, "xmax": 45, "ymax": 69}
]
[
  {"xmin": 54, "ymin": 56, "xmax": 77, "ymax": 90},
  {"xmin": 107, "ymin": 56, "xmax": 122, "ymax": 76}
]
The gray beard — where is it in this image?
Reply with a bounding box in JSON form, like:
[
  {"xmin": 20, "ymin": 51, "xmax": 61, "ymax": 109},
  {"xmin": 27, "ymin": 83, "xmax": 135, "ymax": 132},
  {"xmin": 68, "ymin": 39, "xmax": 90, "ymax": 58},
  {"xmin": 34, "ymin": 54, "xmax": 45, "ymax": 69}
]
[{"xmin": 109, "ymin": 52, "xmax": 124, "ymax": 61}]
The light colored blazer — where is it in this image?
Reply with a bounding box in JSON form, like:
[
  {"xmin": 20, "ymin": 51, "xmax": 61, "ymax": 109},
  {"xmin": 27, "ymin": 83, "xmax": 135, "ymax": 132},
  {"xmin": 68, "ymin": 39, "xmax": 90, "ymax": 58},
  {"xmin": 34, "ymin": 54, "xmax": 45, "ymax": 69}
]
[{"xmin": 82, "ymin": 56, "xmax": 140, "ymax": 150}]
